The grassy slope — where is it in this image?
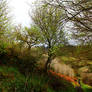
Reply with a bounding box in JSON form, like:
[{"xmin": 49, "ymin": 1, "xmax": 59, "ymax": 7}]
[
  {"xmin": 0, "ymin": 45, "xmax": 92, "ymax": 92},
  {"xmin": 0, "ymin": 66, "xmax": 92, "ymax": 92},
  {"xmin": 82, "ymin": 83, "xmax": 92, "ymax": 92},
  {"xmin": 57, "ymin": 46, "xmax": 92, "ymax": 72},
  {"xmin": 0, "ymin": 66, "xmax": 77, "ymax": 92}
]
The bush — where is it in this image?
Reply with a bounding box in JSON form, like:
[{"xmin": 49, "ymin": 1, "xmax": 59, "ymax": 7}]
[
  {"xmin": 0, "ymin": 66, "xmax": 53, "ymax": 92},
  {"xmin": 0, "ymin": 43, "xmax": 41, "ymax": 74},
  {"xmin": 0, "ymin": 42, "xmax": 8, "ymax": 57}
]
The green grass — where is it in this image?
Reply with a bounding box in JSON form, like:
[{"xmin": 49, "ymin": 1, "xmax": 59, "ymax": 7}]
[
  {"xmin": 0, "ymin": 45, "xmax": 92, "ymax": 92},
  {"xmin": 0, "ymin": 66, "xmax": 78, "ymax": 92},
  {"xmin": 0, "ymin": 66, "xmax": 92, "ymax": 92},
  {"xmin": 81, "ymin": 82, "xmax": 92, "ymax": 92}
]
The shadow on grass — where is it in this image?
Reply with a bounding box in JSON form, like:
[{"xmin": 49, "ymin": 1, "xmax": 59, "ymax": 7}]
[{"xmin": 83, "ymin": 88, "xmax": 92, "ymax": 92}]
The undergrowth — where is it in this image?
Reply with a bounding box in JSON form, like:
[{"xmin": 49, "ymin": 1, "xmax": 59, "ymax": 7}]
[{"xmin": 0, "ymin": 66, "xmax": 77, "ymax": 92}]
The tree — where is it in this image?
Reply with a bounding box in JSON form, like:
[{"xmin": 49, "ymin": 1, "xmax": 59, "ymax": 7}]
[
  {"xmin": 32, "ymin": 4, "xmax": 68, "ymax": 70},
  {"xmin": 0, "ymin": 0, "xmax": 11, "ymax": 56},
  {"xmin": 44, "ymin": 0, "xmax": 92, "ymax": 32},
  {"xmin": 44, "ymin": 0, "xmax": 92, "ymax": 45},
  {"xmin": 0, "ymin": 0, "xmax": 10, "ymax": 37},
  {"xmin": 15, "ymin": 25, "xmax": 40, "ymax": 49}
]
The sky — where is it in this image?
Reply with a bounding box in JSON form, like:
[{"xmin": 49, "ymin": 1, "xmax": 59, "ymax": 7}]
[
  {"xmin": 8, "ymin": 0, "xmax": 36, "ymax": 27},
  {"xmin": 8, "ymin": 0, "xmax": 78, "ymax": 45}
]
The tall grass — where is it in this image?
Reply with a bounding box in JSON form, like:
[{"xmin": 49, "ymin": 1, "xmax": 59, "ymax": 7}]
[{"xmin": 0, "ymin": 66, "xmax": 78, "ymax": 92}]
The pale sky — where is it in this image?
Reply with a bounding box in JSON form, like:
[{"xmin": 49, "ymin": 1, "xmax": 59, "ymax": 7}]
[
  {"xmin": 8, "ymin": 0, "xmax": 77, "ymax": 45},
  {"xmin": 8, "ymin": 0, "xmax": 36, "ymax": 27}
]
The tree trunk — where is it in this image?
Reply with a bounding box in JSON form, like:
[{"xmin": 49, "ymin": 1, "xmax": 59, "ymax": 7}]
[
  {"xmin": 28, "ymin": 46, "xmax": 31, "ymax": 50},
  {"xmin": 45, "ymin": 40, "xmax": 52, "ymax": 71},
  {"xmin": 45, "ymin": 55, "xmax": 52, "ymax": 71},
  {"xmin": 27, "ymin": 42, "xmax": 32, "ymax": 50}
]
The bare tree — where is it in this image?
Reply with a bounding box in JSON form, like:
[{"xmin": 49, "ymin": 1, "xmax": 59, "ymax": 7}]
[
  {"xmin": 44, "ymin": 0, "xmax": 92, "ymax": 32},
  {"xmin": 43, "ymin": 0, "xmax": 92, "ymax": 45}
]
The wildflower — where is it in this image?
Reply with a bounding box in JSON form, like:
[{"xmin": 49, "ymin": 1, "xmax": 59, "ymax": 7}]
[{"xmin": 48, "ymin": 70, "xmax": 80, "ymax": 86}]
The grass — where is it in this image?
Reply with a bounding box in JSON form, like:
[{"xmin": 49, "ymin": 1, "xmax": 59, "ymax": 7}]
[
  {"xmin": 0, "ymin": 45, "xmax": 92, "ymax": 92},
  {"xmin": 82, "ymin": 83, "xmax": 92, "ymax": 92},
  {"xmin": 0, "ymin": 66, "xmax": 78, "ymax": 92}
]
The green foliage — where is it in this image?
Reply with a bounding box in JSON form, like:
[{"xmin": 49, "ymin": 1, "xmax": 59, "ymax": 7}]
[
  {"xmin": 32, "ymin": 5, "xmax": 68, "ymax": 48},
  {"xmin": 0, "ymin": 0, "xmax": 92, "ymax": 91},
  {"xmin": 15, "ymin": 25, "xmax": 41, "ymax": 49},
  {"xmin": 0, "ymin": 41, "xmax": 8, "ymax": 56},
  {"xmin": 32, "ymin": 3, "xmax": 69, "ymax": 69},
  {"xmin": 0, "ymin": 43, "xmax": 42, "ymax": 74},
  {"xmin": 81, "ymin": 82, "xmax": 92, "ymax": 92},
  {"xmin": 0, "ymin": 0, "xmax": 10, "ymax": 36},
  {"xmin": 0, "ymin": 44, "xmax": 92, "ymax": 92},
  {"xmin": 50, "ymin": 44, "xmax": 64, "ymax": 56},
  {"xmin": 0, "ymin": 66, "xmax": 77, "ymax": 92}
]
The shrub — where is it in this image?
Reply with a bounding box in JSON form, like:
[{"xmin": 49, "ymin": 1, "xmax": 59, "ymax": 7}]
[
  {"xmin": 2, "ymin": 44, "xmax": 41, "ymax": 74},
  {"xmin": 0, "ymin": 42, "xmax": 8, "ymax": 57}
]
